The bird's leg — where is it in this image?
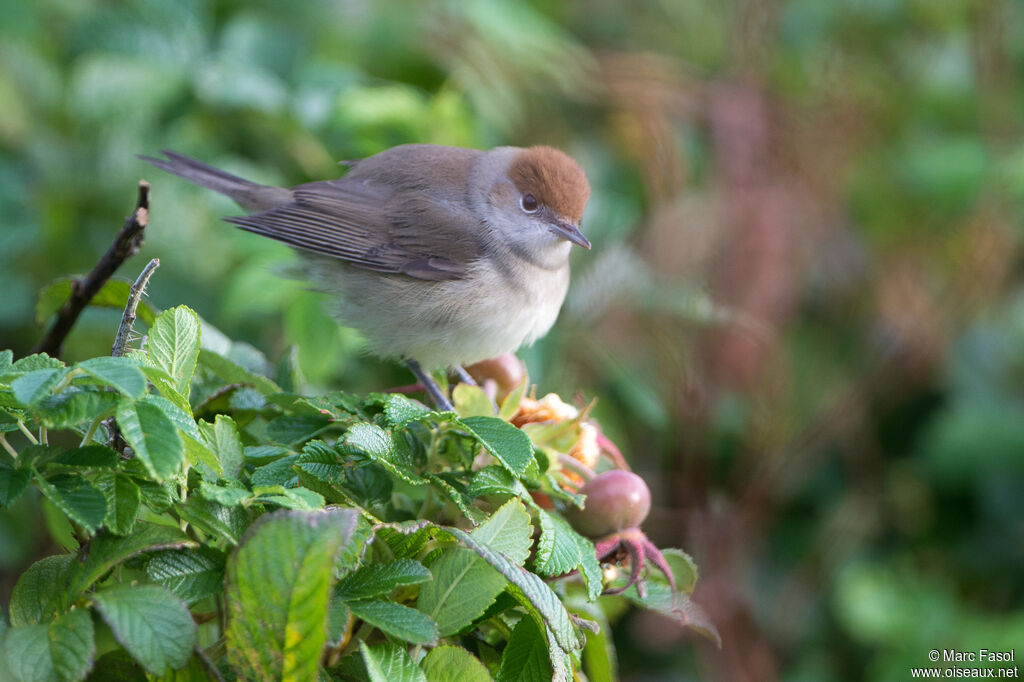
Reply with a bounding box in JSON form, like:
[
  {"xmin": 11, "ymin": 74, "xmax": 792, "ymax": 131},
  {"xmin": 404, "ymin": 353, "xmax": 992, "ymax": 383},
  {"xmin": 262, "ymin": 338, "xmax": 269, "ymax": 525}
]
[
  {"xmin": 452, "ymin": 365, "xmax": 477, "ymax": 386},
  {"xmin": 405, "ymin": 359, "xmax": 455, "ymax": 411}
]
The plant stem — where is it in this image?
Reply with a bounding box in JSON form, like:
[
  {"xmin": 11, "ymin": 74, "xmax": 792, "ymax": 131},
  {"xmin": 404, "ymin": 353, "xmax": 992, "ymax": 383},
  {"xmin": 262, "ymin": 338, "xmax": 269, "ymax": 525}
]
[
  {"xmin": 16, "ymin": 421, "xmax": 38, "ymax": 445},
  {"xmin": 0, "ymin": 434, "xmax": 17, "ymax": 459},
  {"xmin": 80, "ymin": 418, "xmax": 103, "ymax": 447}
]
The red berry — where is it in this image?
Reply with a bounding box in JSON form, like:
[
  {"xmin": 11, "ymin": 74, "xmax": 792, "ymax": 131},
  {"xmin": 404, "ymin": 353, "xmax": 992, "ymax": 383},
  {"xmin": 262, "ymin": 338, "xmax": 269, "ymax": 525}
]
[{"xmin": 566, "ymin": 470, "xmax": 651, "ymax": 538}]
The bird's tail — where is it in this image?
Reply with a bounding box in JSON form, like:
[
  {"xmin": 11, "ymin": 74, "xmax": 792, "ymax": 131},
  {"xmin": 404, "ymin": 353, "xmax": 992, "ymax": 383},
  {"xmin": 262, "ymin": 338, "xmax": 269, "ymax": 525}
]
[{"xmin": 138, "ymin": 150, "xmax": 291, "ymax": 212}]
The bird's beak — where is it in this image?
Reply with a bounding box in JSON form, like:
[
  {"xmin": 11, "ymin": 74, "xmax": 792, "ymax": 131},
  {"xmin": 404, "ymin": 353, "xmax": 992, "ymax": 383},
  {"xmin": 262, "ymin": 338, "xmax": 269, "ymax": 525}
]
[{"xmin": 550, "ymin": 219, "xmax": 591, "ymax": 249}]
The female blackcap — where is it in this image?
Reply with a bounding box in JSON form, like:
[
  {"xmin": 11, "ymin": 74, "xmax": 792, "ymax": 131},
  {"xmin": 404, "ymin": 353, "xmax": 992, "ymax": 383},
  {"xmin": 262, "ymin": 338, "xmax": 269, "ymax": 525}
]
[{"xmin": 141, "ymin": 144, "xmax": 591, "ymax": 409}]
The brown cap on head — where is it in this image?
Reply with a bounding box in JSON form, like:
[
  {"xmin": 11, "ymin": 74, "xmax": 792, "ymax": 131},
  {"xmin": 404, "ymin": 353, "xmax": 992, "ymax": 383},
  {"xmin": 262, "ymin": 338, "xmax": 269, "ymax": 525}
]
[{"xmin": 508, "ymin": 146, "xmax": 590, "ymax": 225}]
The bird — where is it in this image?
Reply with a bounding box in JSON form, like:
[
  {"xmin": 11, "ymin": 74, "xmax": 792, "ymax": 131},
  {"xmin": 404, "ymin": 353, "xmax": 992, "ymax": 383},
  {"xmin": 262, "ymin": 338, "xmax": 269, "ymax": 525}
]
[{"xmin": 140, "ymin": 144, "xmax": 591, "ymax": 410}]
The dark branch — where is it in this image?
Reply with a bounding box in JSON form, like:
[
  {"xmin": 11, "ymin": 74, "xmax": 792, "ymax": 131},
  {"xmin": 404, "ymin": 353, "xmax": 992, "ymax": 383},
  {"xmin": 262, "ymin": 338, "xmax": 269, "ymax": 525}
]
[{"xmin": 31, "ymin": 181, "xmax": 151, "ymax": 358}]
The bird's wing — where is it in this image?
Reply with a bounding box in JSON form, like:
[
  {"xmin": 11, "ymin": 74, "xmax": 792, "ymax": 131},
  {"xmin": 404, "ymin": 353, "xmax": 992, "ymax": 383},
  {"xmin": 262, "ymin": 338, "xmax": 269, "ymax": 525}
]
[{"xmin": 226, "ymin": 177, "xmax": 485, "ymax": 281}]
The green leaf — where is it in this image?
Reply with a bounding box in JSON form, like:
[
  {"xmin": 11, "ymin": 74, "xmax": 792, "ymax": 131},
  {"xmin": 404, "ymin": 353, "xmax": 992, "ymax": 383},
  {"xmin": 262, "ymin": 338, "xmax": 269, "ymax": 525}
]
[
  {"xmin": 453, "ymin": 384, "xmax": 495, "ymax": 418},
  {"xmin": 8, "ymin": 354, "xmax": 64, "ymax": 374},
  {"xmin": 336, "ymin": 559, "xmax": 431, "ymax": 600},
  {"xmin": 176, "ymin": 497, "xmax": 248, "ymax": 545},
  {"xmin": 9, "ymin": 555, "xmax": 73, "ymax": 626},
  {"xmin": 33, "ymin": 390, "xmax": 119, "ymax": 430},
  {"xmin": 345, "ymin": 423, "xmax": 425, "ymax": 485},
  {"xmin": 459, "ymin": 416, "xmax": 532, "ymax": 477},
  {"xmin": 264, "ymin": 414, "xmax": 331, "ymax": 445},
  {"xmin": 56, "ymin": 446, "xmax": 119, "ymax": 469},
  {"xmin": 49, "ymin": 607, "xmax": 95, "ymax": 682},
  {"xmin": 383, "ymin": 393, "xmax": 432, "ymax": 426},
  {"xmin": 66, "ymin": 524, "xmax": 196, "ymax": 597},
  {"xmin": 621, "ymin": 550, "xmax": 719, "ymax": 646},
  {"xmin": 422, "ymin": 645, "xmax": 493, "ymax": 682},
  {"xmin": 196, "ymin": 349, "xmax": 281, "ymax": 395},
  {"xmin": 252, "ymin": 485, "xmax": 325, "ymax": 510},
  {"xmin": 12, "ymin": 368, "xmax": 65, "ymax": 407},
  {"xmin": 446, "ymin": 526, "xmax": 581, "ymax": 653},
  {"xmin": 77, "ymin": 357, "xmax": 147, "ymax": 398},
  {"xmin": 198, "ymin": 480, "xmax": 251, "ymax": 506},
  {"xmin": 35, "ymin": 473, "xmax": 107, "ymax": 534},
  {"xmin": 347, "ymin": 599, "xmax": 438, "ymax": 645},
  {"xmin": 496, "ymin": 616, "xmax": 551, "ymax": 682},
  {"xmin": 147, "ymin": 306, "xmax": 200, "ymax": 399},
  {"xmin": 136, "ymin": 364, "xmax": 191, "ymax": 416},
  {"xmin": 471, "ymin": 498, "xmax": 533, "ymax": 566},
  {"xmin": 86, "ymin": 650, "xmax": 147, "ymax": 681},
  {"xmin": 91, "ymin": 584, "xmax": 196, "ymax": 676},
  {"xmin": 359, "ymin": 641, "xmax": 426, "ymax": 682},
  {"xmin": 0, "ymin": 459, "xmax": 31, "ymax": 506},
  {"xmin": 146, "ymin": 548, "xmax": 225, "ymax": 606},
  {"xmin": 225, "ymin": 508, "xmax": 363, "ymax": 681},
  {"xmin": 3, "ymin": 624, "xmax": 56, "ymax": 682},
  {"xmin": 468, "ymin": 465, "xmax": 529, "ymax": 499},
  {"xmin": 115, "ymin": 399, "xmax": 185, "ymax": 481},
  {"xmin": 201, "ymin": 414, "xmax": 244, "ymax": 479},
  {"xmin": 417, "ymin": 547, "xmax": 506, "ymax": 637},
  {"xmin": 96, "ymin": 472, "xmax": 141, "ymax": 535},
  {"xmin": 2, "ymin": 607, "xmax": 95, "ymax": 682},
  {"xmin": 533, "ymin": 510, "xmax": 583, "ymax": 577}
]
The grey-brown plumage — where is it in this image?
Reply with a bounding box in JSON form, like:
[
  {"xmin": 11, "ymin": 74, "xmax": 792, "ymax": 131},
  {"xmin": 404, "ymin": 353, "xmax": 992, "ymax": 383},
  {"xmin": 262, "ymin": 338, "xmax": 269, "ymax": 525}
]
[{"xmin": 140, "ymin": 144, "xmax": 591, "ymax": 377}]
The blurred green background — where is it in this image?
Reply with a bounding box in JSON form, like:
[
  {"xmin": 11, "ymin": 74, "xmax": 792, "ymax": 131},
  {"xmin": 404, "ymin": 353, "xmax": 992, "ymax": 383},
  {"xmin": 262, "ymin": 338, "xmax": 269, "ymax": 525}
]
[{"xmin": 2, "ymin": 0, "xmax": 1024, "ymax": 679}]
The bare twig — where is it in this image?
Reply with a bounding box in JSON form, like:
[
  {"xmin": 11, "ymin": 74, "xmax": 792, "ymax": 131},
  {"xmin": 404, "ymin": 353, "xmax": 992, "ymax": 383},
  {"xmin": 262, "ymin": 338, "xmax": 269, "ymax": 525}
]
[
  {"xmin": 111, "ymin": 258, "xmax": 159, "ymax": 357},
  {"xmin": 31, "ymin": 181, "xmax": 151, "ymax": 358}
]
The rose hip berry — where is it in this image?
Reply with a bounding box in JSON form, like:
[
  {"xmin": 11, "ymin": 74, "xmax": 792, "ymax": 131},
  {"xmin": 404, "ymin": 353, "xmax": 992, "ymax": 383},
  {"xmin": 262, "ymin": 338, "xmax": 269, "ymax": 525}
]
[{"xmin": 566, "ymin": 470, "xmax": 651, "ymax": 538}]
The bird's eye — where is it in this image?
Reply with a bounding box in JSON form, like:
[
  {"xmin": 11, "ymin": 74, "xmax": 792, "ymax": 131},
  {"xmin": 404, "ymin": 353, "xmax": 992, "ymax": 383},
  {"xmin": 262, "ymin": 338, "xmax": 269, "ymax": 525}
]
[{"xmin": 520, "ymin": 193, "xmax": 540, "ymax": 213}]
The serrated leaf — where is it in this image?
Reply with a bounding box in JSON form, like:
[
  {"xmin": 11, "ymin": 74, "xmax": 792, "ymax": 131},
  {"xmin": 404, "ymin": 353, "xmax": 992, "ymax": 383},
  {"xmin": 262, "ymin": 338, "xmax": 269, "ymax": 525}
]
[
  {"xmin": 251, "ymin": 454, "xmax": 300, "ymax": 488},
  {"xmin": 347, "ymin": 599, "xmax": 438, "ymax": 645},
  {"xmin": 199, "ymin": 480, "xmax": 251, "ymax": 506},
  {"xmin": 49, "ymin": 607, "xmax": 95, "ymax": 682},
  {"xmin": 91, "ymin": 584, "xmax": 196, "ymax": 676},
  {"xmin": 197, "ymin": 349, "xmax": 281, "ymax": 395},
  {"xmin": 336, "ymin": 559, "xmax": 431, "ymax": 600},
  {"xmin": 9, "ymin": 353, "xmax": 64, "ymax": 374},
  {"xmin": 422, "ymin": 645, "xmax": 493, "ymax": 682},
  {"xmin": 383, "ymin": 393, "xmax": 432, "ymax": 426},
  {"xmin": 33, "ymin": 389, "xmax": 119, "ymax": 429},
  {"xmin": 96, "ymin": 472, "xmax": 141, "ymax": 536},
  {"xmin": 200, "ymin": 414, "xmax": 244, "ymax": 479},
  {"xmin": 467, "ymin": 465, "xmax": 529, "ymax": 499},
  {"xmin": 176, "ymin": 497, "xmax": 248, "ymax": 545},
  {"xmin": 417, "ymin": 547, "xmax": 506, "ymax": 637},
  {"xmin": 446, "ymin": 527, "xmax": 581, "ymax": 653},
  {"xmin": 136, "ymin": 364, "xmax": 190, "ymax": 415},
  {"xmin": 225, "ymin": 508, "xmax": 363, "ymax": 681},
  {"xmin": 345, "ymin": 423, "xmax": 425, "ymax": 485},
  {"xmin": 265, "ymin": 414, "xmax": 331, "ymax": 445},
  {"xmin": 460, "ymin": 416, "xmax": 532, "ymax": 477},
  {"xmin": 0, "ymin": 458, "xmax": 31, "ymax": 506},
  {"xmin": 3, "ymin": 624, "xmax": 56, "ymax": 682},
  {"xmin": 35, "ymin": 473, "xmax": 107, "ymax": 534},
  {"xmin": 146, "ymin": 548, "xmax": 225, "ymax": 605},
  {"xmin": 453, "ymin": 384, "xmax": 495, "ymax": 418},
  {"xmin": 12, "ymin": 368, "xmax": 65, "ymax": 406},
  {"xmin": 56, "ymin": 445, "xmax": 119, "ymax": 469},
  {"xmin": 496, "ymin": 615, "xmax": 551, "ymax": 682},
  {"xmin": 471, "ymin": 499, "xmax": 532, "ymax": 566},
  {"xmin": 360, "ymin": 641, "xmax": 426, "ymax": 682},
  {"xmin": 147, "ymin": 306, "xmax": 200, "ymax": 399},
  {"xmin": 116, "ymin": 399, "xmax": 184, "ymax": 481},
  {"xmin": 9, "ymin": 555, "xmax": 73, "ymax": 626},
  {"xmin": 66, "ymin": 524, "xmax": 196, "ymax": 597},
  {"xmin": 534, "ymin": 511, "xmax": 583, "ymax": 577},
  {"xmin": 77, "ymin": 357, "xmax": 146, "ymax": 398},
  {"xmin": 252, "ymin": 485, "xmax": 324, "ymax": 510}
]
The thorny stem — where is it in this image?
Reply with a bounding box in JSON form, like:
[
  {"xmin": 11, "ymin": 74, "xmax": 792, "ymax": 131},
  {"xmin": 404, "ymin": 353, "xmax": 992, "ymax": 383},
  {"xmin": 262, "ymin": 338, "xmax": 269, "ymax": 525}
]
[{"xmin": 112, "ymin": 257, "xmax": 160, "ymax": 357}]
